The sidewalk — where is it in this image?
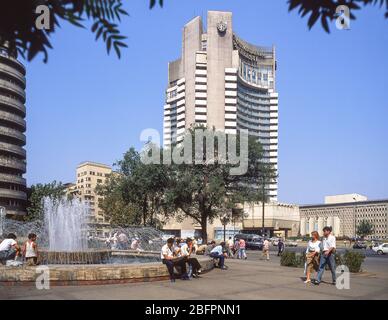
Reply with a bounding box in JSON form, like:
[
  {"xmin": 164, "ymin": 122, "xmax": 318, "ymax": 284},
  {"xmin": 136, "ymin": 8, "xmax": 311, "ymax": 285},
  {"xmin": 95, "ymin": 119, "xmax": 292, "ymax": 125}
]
[{"xmin": 1, "ymin": 252, "xmax": 387, "ymax": 300}]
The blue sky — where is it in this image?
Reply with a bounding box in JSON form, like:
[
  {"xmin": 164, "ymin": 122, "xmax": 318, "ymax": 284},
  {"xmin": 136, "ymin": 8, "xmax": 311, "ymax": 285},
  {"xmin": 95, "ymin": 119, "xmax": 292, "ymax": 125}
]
[{"xmin": 23, "ymin": 0, "xmax": 388, "ymax": 204}]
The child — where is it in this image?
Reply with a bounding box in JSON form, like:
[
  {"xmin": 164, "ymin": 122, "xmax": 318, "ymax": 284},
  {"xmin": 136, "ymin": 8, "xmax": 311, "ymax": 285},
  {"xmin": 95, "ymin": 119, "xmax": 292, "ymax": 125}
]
[{"xmin": 23, "ymin": 233, "xmax": 38, "ymax": 266}]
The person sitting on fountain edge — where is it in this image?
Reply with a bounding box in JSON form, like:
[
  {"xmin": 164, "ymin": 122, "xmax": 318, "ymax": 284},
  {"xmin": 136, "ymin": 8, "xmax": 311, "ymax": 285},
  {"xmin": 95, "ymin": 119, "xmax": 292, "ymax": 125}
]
[
  {"xmin": 161, "ymin": 238, "xmax": 189, "ymax": 282},
  {"xmin": 180, "ymin": 238, "xmax": 202, "ymax": 278},
  {"xmin": 0, "ymin": 233, "xmax": 20, "ymax": 265},
  {"xmin": 209, "ymin": 241, "xmax": 228, "ymax": 270},
  {"xmin": 23, "ymin": 233, "xmax": 38, "ymax": 266}
]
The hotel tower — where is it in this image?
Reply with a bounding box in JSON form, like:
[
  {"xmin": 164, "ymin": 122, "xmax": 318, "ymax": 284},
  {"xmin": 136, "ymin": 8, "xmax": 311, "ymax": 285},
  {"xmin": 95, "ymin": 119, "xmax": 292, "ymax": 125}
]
[{"xmin": 163, "ymin": 11, "xmax": 279, "ymax": 201}]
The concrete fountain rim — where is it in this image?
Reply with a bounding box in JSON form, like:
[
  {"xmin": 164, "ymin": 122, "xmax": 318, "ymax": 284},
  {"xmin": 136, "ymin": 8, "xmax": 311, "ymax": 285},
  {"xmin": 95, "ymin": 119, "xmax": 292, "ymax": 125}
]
[{"xmin": 0, "ymin": 254, "xmax": 214, "ymax": 286}]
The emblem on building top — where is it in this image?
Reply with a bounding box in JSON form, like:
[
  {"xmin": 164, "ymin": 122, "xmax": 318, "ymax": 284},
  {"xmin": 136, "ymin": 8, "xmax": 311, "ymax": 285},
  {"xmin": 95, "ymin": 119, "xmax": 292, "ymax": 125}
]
[{"xmin": 217, "ymin": 21, "xmax": 228, "ymax": 33}]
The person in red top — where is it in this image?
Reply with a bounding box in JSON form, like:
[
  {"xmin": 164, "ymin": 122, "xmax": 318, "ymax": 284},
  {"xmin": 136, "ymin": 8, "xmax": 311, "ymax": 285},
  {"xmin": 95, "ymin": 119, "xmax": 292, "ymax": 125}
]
[{"xmin": 238, "ymin": 238, "xmax": 247, "ymax": 260}]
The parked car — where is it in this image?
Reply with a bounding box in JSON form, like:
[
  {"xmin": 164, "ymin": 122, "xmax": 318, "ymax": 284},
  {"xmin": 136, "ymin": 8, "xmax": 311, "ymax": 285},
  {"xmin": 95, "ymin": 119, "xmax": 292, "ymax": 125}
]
[
  {"xmin": 353, "ymin": 241, "xmax": 367, "ymax": 249},
  {"xmin": 246, "ymin": 237, "xmax": 264, "ymax": 250},
  {"xmin": 284, "ymin": 240, "xmax": 298, "ymax": 247},
  {"xmin": 372, "ymin": 243, "xmax": 388, "ymax": 255}
]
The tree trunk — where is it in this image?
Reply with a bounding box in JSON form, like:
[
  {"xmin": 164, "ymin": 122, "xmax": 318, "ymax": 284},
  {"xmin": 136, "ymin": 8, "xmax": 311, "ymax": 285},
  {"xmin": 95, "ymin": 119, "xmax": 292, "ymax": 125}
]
[
  {"xmin": 142, "ymin": 196, "xmax": 148, "ymax": 226},
  {"xmin": 201, "ymin": 214, "xmax": 208, "ymax": 243}
]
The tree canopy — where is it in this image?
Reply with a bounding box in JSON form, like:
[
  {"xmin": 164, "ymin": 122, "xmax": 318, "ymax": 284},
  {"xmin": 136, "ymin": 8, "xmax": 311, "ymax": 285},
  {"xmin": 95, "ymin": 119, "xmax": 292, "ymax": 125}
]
[
  {"xmin": 26, "ymin": 180, "xmax": 67, "ymax": 221},
  {"xmin": 98, "ymin": 127, "xmax": 276, "ymax": 241},
  {"xmin": 356, "ymin": 219, "xmax": 374, "ymax": 238}
]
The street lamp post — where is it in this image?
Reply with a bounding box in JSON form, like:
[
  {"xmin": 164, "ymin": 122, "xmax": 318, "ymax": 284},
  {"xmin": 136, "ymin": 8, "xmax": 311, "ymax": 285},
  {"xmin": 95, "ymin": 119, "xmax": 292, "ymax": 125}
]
[{"xmin": 220, "ymin": 214, "xmax": 230, "ymax": 243}]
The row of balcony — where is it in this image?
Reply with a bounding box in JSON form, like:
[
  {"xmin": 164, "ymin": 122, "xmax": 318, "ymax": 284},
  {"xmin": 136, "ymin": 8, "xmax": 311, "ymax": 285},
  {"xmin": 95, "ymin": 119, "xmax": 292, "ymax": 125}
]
[
  {"xmin": 0, "ymin": 172, "xmax": 26, "ymax": 185},
  {"xmin": 0, "ymin": 126, "xmax": 26, "ymax": 145},
  {"xmin": 0, "ymin": 54, "xmax": 26, "ymax": 75},
  {"xmin": 0, "ymin": 142, "xmax": 26, "ymax": 158},
  {"xmin": 0, "ymin": 156, "xmax": 26, "ymax": 172},
  {"xmin": 0, "ymin": 64, "xmax": 26, "ymax": 87},
  {"xmin": 0, "ymin": 79, "xmax": 25, "ymax": 101},
  {"xmin": 0, "ymin": 188, "xmax": 27, "ymax": 201},
  {"xmin": 0, "ymin": 109, "xmax": 26, "ymax": 130},
  {"xmin": 0, "ymin": 95, "xmax": 26, "ymax": 115}
]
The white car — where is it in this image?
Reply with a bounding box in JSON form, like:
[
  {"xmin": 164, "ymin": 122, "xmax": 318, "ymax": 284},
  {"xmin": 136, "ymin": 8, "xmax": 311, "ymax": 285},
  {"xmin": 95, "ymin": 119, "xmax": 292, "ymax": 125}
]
[{"xmin": 372, "ymin": 243, "xmax": 388, "ymax": 255}]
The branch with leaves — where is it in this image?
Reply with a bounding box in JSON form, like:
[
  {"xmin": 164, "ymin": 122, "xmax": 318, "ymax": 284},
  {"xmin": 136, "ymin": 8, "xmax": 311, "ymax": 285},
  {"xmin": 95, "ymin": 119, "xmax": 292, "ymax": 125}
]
[
  {"xmin": 0, "ymin": 0, "xmax": 164, "ymax": 62},
  {"xmin": 288, "ymin": 0, "xmax": 388, "ymax": 33}
]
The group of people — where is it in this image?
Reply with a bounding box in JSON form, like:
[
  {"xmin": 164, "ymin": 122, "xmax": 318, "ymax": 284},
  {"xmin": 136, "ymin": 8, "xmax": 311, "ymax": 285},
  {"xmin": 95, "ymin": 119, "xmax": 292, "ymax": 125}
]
[
  {"xmin": 105, "ymin": 232, "xmax": 143, "ymax": 251},
  {"xmin": 161, "ymin": 237, "xmax": 203, "ymax": 282},
  {"xmin": 0, "ymin": 233, "xmax": 39, "ymax": 266},
  {"xmin": 304, "ymin": 226, "xmax": 337, "ymax": 285}
]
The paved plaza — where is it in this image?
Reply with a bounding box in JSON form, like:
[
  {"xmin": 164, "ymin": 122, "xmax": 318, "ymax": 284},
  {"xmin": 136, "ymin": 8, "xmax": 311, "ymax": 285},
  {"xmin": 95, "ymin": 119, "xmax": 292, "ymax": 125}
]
[{"xmin": 1, "ymin": 251, "xmax": 387, "ymax": 300}]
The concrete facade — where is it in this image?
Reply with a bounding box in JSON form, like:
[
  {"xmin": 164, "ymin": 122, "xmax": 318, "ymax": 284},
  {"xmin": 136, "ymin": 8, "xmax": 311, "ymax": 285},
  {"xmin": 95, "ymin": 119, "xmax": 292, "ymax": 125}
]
[
  {"xmin": 66, "ymin": 161, "xmax": 112, "ymax": 236},
  {"xmin": 242, "ymin": 202, "xmax": 300, "ymax": 237},
  {"xmin": 163, "ymin": 11, "xmax": 278, "ymax": 201},
  {"xmin": 300, "ymin": 194, "xmax": 388, "ymax": 239},
  {"xmin": 0, "ymin": 46, "xmax": 27, "ymax": 217}
]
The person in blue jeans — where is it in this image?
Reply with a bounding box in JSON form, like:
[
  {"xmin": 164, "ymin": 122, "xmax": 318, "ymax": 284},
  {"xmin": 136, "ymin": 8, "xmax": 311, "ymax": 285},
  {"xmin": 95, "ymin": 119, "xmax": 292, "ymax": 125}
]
[
  {"xmin": 314, "ymin": 226, "xmax": 337, "ymax": 285},
  {"xmin": 210, "ymin": 242, "xmax": 227, "ymax": 270}
]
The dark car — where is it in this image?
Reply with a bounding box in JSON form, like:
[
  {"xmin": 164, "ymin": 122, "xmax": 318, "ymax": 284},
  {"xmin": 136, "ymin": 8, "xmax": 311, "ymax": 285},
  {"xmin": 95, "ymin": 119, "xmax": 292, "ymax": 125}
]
[
  {"xmin": 246, "ymin": 237, "xmax": 264, "ymax": 250},
  {"xmin": 353, "ymin": 241, "xmax": 367, "ymax": 249}
]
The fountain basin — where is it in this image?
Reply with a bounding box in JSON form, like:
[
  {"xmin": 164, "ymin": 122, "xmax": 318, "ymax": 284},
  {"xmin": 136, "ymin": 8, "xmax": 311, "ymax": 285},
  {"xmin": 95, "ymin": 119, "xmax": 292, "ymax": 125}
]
[{"xmin": 0, "ymin": 256, "xmax": 214, "ymax": 286}]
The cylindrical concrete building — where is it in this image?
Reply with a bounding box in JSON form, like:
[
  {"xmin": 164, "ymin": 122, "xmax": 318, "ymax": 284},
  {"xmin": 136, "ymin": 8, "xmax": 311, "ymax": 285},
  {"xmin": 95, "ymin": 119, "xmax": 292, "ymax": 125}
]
[{"xmin": 0, "ymin": 46, "xmax": 27, "ymax": 218}]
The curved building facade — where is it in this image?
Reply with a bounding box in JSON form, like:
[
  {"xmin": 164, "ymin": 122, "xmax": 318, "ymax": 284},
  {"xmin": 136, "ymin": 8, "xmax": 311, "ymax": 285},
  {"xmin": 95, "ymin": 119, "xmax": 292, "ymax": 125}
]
[
  {"xmin": 0, "ymin": 46, "xmax": 27, "ymax": 217},
  {"xmin": 163, "ymin": 11, "xmax": 278, "ymax": 200}
]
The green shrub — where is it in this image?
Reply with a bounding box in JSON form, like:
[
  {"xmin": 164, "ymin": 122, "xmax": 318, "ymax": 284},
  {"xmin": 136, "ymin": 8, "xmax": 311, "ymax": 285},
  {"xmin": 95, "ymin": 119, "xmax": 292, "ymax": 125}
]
[
  {"xmin": 280, "ymin": 251, "xmax": 305, "ymax": 268},
  {"xmin": 342, "ymin": 250, "xmax": 365, "ymax": 273},
  {"xmin": 280, "ymin": 250, "xmax": 365, "ymax": 273}
]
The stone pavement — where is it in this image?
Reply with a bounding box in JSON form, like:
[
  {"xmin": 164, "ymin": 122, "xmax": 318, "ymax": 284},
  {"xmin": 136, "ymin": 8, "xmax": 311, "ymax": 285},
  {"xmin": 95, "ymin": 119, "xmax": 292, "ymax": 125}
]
[{"xmin": 1, "ymin": 252, "xmax": 387, "ymax": 300}]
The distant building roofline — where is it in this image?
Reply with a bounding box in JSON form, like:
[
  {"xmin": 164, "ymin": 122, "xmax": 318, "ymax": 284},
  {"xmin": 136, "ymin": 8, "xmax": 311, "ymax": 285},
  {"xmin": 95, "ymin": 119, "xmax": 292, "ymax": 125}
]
[
  {"xmin": 300, "ymin": 198, "xmax": 388, "ymax": 209},
  {"xmin": 77, "ymin": 161, "xmax": 111, "ymax": 170}
]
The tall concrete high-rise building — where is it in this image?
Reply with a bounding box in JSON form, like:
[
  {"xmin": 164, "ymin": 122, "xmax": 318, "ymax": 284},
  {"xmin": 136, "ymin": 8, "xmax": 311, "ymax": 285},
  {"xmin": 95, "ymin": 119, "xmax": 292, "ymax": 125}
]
[
  {"xmin": 0, "ymin": 45, "xmax": 27, "ymax": 217},
  {"xmin": 163, "ymin": 11, "xmax": 278, "ymax": 200}
]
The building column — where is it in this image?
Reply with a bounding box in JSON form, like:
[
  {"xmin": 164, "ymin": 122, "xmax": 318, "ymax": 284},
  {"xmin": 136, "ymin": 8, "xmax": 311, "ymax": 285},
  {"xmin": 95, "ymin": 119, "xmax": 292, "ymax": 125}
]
[
  {"xmin": 308, "ymin": 217, "xmax": 315, "ymax": 234},
  {"xmin": 317, "ymin": 217, "xmax": 324, "ymax": 234},
  {"xmin": 326, "ymin": 216, "xmax": 334, "ymax": 229},
  {"xmin": 300, "ymin": 218, "xmax": 306, "ymax": 236},
  {"xmin": 333, "ymin": 216, "xmax": 341, "ymax": 236}
]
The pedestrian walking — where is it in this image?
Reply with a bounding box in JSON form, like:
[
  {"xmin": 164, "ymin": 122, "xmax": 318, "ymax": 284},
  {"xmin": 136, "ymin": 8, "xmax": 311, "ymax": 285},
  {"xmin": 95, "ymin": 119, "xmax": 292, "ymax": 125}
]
[
  {"xmin": 262, "ymin": 238, "xmax": 270, "ymax": 261},
  {"xmin": 304, "ymin": 231, "xmax": 321, "ymax": 284},
  {"xmin": 314, "ymin": 226, "xmax": 336, "ymax": 286}
]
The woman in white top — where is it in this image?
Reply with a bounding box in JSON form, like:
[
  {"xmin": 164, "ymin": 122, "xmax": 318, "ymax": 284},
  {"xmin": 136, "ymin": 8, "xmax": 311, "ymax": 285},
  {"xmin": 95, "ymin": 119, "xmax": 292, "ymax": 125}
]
[{"xmin": 304, "ymin": 231, "xmax": 321, "ymax": 283}]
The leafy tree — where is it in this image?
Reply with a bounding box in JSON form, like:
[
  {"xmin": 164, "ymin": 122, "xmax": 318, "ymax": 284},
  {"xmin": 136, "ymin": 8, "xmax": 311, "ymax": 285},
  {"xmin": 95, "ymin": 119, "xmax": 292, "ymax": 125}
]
[
  {"xmin": 164, "ymin": 127, "xmax": 276, "ymax": 242},
  {"xmin": 288, "ymin": 0, "xmax": 388, "ymax": 33},
  {"xmin": 356, "ymin": 219, "xmax": 374, "ymax": 239},
  {"xmin": 26, "ymin": 180, "xmax": 66, "ymax": 221},
  {"xmin": 0, "ymin": 0, "xmax": 140, "ymax": 62},
  {"xmin": 96, "ymin": 147, "xmax": 170, "ymax": 227}
]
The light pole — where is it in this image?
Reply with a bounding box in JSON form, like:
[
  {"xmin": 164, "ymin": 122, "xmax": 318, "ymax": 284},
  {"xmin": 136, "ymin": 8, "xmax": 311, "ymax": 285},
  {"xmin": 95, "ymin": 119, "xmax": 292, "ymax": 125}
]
[{"xmin": 220, "ymin": 214, "xmax": 230, "ymax": 243}]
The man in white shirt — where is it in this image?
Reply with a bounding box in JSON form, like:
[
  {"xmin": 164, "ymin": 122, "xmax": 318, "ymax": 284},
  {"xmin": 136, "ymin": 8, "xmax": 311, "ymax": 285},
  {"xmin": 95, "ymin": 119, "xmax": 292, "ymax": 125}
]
[
  {"xmin": 210, "ymin": 242, "xmax": 227, "ymax": 270},
  {"xmin": 314, "ymin": 226, "xmax": 337, "ymax": 285},
  {"xmin": 161, "ymin": 238, "xmax": 188, "ymax": 282},
  {"xmin": 0, "ymin": 233, "xmax": 19, "ymax": 264},
  {"xmin": 180, "ymin": 238, "xmax": 202, "ymax": 278}
]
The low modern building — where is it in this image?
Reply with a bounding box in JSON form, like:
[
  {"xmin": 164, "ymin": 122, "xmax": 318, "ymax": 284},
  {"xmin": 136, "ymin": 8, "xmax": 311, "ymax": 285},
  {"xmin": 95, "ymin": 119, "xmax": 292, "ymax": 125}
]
[
  {"xmin": 0, "ymin": 45, "xmax": 27, "ymax": 218},
  {"xmin": 66, "ymin": 161, "xmax": 112, "ymax": 236},
  {"xmin": 242, "ymin": 202, "xmax": 300, "ymax": 238},
  {"xmin": 300, "ymin": 194, "xmax": 388, "ymax": 239}
]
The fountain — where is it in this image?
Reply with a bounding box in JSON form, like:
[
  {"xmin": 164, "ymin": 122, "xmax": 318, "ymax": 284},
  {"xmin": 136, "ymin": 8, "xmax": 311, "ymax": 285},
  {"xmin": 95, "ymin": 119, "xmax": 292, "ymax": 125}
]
[
  {"xmin": 44, "ymin": 197, "xmax": 88, "ymax": 252},
  {"xmin": 0, "ymin": 197, "xmax": 214, "ymax": 285}
]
